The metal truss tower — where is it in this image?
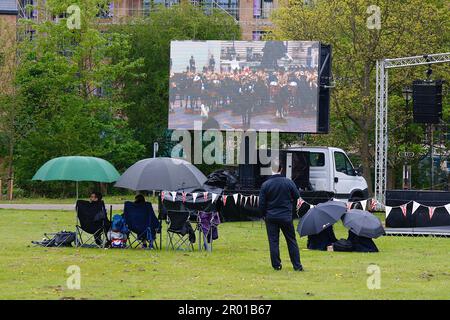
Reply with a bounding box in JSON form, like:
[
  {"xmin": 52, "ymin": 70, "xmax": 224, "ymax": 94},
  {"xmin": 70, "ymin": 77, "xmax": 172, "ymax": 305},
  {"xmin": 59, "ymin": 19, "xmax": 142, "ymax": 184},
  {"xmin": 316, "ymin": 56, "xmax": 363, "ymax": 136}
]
[{"xmin": 375, "ymin": 52, "xmax": 450, "ymax": 209}]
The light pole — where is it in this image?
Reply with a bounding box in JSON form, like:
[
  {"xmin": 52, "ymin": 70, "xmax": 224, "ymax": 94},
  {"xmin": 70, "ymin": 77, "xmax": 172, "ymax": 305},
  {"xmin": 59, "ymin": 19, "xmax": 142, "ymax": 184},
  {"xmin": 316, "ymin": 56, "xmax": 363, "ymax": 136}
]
[{"xmin": 401, "ymin": 86, "xmax": 413, "ymax": 190}]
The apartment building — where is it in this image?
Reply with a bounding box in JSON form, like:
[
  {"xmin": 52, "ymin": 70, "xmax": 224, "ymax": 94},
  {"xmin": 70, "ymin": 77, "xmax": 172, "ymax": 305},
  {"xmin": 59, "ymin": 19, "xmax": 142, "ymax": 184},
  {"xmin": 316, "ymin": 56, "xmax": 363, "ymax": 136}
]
[
  {"xmin": 0, "ymin": 1, "xmax": 18, "ymax": 187},
  {"xmin": 0, "ymin": 0, "xmax": 18, "ymax": 69},
  {"xmin": 16, "ymin": 0, "xmax": 278, "ymax": 40},
  {"xmin": 0, "ymin": 0, "xmax": 17, "ymax": 99},
  {"xmin": 111, "ymin": 0, "xmax": 280, "ymax": 39}
]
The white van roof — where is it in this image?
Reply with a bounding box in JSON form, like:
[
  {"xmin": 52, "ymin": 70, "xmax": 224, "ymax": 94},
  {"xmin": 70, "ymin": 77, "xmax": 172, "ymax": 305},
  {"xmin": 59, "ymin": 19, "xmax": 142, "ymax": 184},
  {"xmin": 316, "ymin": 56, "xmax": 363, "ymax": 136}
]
[{"xmin": 284, "ymin": 146, "xmax": 344, "ymax": 152}]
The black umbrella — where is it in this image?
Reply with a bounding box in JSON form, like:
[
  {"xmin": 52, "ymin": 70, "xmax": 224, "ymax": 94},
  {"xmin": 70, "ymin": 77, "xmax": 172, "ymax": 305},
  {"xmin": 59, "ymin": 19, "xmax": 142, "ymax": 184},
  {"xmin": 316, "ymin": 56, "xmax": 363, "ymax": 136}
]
[
  {"xmin": 297, "ymin": 201, "xmax": 347, "ymax": 237},
  {"xmin": 114, "ymin": 157, "xmax": 207, "ymax": 191},
  {"xmin": 343, "ymin": 209, "xmax": 385, "ymax": 239}
]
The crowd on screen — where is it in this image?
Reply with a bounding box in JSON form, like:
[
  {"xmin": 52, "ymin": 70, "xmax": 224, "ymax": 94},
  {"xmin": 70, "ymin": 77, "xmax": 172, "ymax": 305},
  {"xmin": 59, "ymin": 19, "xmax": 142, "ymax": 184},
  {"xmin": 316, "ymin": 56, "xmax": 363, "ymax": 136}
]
[{"xmin": 169, "ymin": 63, "xmax": 319, "ymax": 127}]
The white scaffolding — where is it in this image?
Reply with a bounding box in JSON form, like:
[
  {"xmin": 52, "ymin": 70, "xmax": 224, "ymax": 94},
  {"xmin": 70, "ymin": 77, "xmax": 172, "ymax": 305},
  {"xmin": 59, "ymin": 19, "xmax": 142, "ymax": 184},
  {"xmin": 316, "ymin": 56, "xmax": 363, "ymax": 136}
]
[{"xmin": 375, "ymin": 53, "xmax": 450, "ymax": 209}]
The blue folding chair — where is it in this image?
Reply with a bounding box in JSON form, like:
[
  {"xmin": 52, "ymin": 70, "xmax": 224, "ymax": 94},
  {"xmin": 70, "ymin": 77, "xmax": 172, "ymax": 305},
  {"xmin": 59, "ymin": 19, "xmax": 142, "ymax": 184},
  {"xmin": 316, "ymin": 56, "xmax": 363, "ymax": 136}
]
[{"xmin": 123, "ymin": 201, "xmax": 161, "ymax": 249}]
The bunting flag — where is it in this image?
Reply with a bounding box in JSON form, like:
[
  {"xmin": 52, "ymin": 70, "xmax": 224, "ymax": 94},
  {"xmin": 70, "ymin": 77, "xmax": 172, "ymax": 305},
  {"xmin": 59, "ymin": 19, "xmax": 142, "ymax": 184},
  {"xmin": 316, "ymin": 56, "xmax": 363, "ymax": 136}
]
[
  {"xmin": 370, "ymin": 199, "xmax": 377, "ymax": 211},
  {"xmin": 232, "ymin": 193, "xmax": 239, "ymax": 205},
  {"xmin": 360, "ymin": 200, "xmax": 367, "ymax": 211},
  {"xmin": 297, "ymin": 198, "xmax": 305, "ymax": 210},
  {"xmin": 385, "ymin": 206, "xmax": 392, "ymax": 218},
  {"xmin": 158, "ymin": 191, "xmax": 450, "ymax": 216},
  {"xmin": 445, "ymin": 204, "xmax": 450, "ymax": 215},
  {"xmin": 412, "ymin": 201, "xmax": 421, "ymax": 215},
  {"xmin": 400, "ymin": 204, "xmax": 408, "ymax": 217},
  {"xmin": 428, "ymin": 207, "xmax": 435, "ymax": 220},
  {"xmin": 222, "ymin": 195, "xmax": 228, "ymax": 206}
]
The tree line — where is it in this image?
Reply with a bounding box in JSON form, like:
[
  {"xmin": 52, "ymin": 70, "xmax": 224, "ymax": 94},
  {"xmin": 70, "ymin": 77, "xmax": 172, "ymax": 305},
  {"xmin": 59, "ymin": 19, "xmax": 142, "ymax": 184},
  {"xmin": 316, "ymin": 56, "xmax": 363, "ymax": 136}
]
[{"xmin": 0, "ymin": 0, "xmax": 448, "ymax": 198}]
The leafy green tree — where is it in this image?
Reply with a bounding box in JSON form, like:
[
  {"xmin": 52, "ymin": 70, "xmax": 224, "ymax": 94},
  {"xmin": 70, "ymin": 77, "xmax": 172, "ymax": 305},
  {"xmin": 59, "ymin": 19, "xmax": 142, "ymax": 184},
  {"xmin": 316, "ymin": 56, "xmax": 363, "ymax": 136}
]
[
  {"xmin": 118, "ymin": 4, "xmax": 241, "ymax": 158},
  {"xmin": 13, "ymin": 0, "xmax": 145, "ymax": 194},
  {"xmin": 0, "ymin": 15, "xmax": 21, "ymax": 187},
  {"xmin": 271, "ymin": 0, "xmax": 449, "ymax": 192}
]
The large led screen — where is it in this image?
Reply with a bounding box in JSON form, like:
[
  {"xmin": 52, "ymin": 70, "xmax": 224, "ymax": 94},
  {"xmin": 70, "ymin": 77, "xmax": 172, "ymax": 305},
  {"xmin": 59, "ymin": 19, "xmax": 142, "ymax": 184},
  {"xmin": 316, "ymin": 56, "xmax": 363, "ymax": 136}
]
[{"xmin": 169, "ymin": 40, "xmax": 321, "ymax": 132}]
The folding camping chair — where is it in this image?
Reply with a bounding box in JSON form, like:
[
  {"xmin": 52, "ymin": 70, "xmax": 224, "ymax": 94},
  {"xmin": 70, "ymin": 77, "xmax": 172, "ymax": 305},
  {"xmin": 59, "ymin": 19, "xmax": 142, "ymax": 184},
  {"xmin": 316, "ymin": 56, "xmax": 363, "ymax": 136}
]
[
  {"xmin": 123, "ymin": 201, "xmax": 161, "ymax": 249},
  {"xmin": 75, "ymin": 200, "xmax": 110, "ymax": 248},
  {"xmin": 197, "ymin": 211, "xmax": 221, "ymax": 252},
  {"xmin": 166, "ymin": 210, "xmax": 195, "ymax": 251}
]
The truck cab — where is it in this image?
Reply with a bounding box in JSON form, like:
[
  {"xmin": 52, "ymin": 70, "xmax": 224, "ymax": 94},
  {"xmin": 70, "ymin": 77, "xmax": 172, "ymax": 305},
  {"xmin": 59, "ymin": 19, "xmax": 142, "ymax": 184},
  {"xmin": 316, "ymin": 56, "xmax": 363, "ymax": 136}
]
[{"xmin": 282, "ymin": 146, "xmax": 369, "ymax": 201}]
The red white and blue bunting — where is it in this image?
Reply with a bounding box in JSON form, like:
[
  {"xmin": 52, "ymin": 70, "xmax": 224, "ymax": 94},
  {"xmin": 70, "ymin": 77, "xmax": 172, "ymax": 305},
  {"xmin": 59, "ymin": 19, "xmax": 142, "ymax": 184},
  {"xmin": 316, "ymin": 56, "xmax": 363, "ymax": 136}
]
[
  {"xmin": 384, "ymin": 200, "xmax": 450, "ymax": 219},
  {"xmin": 160, "ymin": 191, "xmax": 450, "ymax": 218}
]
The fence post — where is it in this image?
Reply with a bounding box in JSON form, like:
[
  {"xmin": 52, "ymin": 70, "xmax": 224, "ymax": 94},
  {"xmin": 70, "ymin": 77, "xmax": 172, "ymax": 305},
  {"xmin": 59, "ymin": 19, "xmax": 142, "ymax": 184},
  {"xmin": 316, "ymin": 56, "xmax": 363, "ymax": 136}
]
[
  {"xmin": 8, "ymin": 178, "xmax": 13, "ymax": 201},
  {"xmin": 0, "ymin": 179, "xmax": 2, "ymax": 200}
]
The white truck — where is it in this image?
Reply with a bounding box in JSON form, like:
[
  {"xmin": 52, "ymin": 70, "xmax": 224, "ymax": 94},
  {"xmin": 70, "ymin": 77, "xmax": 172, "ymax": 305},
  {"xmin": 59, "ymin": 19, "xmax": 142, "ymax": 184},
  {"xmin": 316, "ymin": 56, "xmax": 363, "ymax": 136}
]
[{"xmin": 282, "ymin": 146, "xmax": 369, "ymax": 201}]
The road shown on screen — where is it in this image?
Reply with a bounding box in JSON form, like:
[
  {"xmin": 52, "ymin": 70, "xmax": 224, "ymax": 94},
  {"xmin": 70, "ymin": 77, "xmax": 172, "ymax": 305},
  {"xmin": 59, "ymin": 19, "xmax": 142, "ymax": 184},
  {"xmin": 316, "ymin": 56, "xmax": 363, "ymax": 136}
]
[{"xmin": 169, "ymin": 40, "xmax": 320, "ymax": 132}]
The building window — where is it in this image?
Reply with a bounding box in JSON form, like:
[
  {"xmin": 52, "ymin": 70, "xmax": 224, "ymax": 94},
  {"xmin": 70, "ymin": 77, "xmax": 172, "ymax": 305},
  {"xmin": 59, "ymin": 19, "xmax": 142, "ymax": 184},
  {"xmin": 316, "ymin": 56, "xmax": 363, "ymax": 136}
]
[
  {"xmin": 20, "ymin": 0, "xmax": 38, "ymax": 20},
  {"xmin": 97, "ymin": 2, "xmax": 114, "ymax": 18},
  {"xmin": 252, "ymin": 30, "xmax": 267, "ymax": 41},
  {"xmin": 216, "ymin": 0, "xmax": 239, "ymax": 20},
  {"xmin": 253, "ymin": 0, "xmax": 273, "ymax": 19},
  {"xmin": 156, "ymin": 0, "xmax": 180, "ymax": 7}
]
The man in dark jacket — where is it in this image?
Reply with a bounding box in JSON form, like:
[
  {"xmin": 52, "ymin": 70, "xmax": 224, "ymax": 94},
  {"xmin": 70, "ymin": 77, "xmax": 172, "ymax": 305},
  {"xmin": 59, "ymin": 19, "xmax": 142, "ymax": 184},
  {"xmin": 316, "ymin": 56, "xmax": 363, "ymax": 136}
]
[{"xmin": 258, "ymin": 158, "xmax": 303, "ymax": 271}]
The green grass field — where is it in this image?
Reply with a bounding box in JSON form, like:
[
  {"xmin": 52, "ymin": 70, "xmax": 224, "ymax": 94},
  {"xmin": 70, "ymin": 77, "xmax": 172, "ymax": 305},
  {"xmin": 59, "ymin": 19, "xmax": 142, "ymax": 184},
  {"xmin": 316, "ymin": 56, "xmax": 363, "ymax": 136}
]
[{"xmin": 0, "ymin": 209, "xmax": 449, "ymax": 300}]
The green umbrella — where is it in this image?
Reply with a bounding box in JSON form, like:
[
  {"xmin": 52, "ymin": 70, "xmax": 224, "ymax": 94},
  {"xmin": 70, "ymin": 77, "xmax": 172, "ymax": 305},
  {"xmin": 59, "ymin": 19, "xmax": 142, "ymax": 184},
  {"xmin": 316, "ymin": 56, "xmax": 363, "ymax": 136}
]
[{"xmin": 32, "ymin": 156, "xmax": 120, "ymax": 198}]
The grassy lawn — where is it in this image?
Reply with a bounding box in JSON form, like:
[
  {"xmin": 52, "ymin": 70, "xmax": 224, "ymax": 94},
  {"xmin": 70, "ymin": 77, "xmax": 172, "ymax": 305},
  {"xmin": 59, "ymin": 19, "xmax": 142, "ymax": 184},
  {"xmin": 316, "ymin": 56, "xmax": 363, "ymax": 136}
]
[{"xmin": 0, "ymin": 209, "xmax": 449, "ymax": 300}]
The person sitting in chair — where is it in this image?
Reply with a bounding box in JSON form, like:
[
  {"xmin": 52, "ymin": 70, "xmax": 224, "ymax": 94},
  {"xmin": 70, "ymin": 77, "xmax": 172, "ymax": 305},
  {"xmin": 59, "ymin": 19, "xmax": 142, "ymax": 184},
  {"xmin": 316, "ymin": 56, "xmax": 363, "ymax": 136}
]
[
  {"xmin": 89, "ymin": 191, "xmax": 109, "ymax": 246},
  {"xmin": 134, "ymin": 194, "xmax": 160, "ymax": 249},
  {"xmin": 135, "ymin": 194, "xmax": 146, "ymax": 205}
]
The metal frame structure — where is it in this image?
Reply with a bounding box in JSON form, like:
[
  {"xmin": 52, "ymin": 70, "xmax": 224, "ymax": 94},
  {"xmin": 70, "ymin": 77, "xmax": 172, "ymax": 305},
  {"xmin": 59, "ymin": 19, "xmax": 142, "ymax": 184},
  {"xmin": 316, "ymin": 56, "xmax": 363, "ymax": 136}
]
[{"xmin": 375, "ymin": 53, "xmax": 450, "ymax": 209}]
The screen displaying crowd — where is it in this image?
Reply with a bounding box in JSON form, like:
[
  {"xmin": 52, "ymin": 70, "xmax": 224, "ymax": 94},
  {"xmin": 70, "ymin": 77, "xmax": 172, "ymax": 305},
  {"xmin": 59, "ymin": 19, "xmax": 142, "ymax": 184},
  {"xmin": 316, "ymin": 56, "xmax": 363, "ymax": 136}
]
[{"xmin": 169, "ymin": 40, "xmax": 320, "ymax": 132}]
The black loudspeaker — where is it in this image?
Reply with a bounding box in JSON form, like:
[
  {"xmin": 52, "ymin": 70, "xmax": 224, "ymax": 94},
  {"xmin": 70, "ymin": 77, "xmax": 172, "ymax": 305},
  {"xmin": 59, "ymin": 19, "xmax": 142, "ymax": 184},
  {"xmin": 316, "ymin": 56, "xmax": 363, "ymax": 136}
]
[
  {"xmin": 239, "ymin": 164, "xmax": 261, "ymax": 189},
  {"xmin": 238, "ymin": 137, "xmax": 266, "ymax": 189},
  {"xmin": 412, "ymin": 80, "xmax": 443, "ymax": 124}
]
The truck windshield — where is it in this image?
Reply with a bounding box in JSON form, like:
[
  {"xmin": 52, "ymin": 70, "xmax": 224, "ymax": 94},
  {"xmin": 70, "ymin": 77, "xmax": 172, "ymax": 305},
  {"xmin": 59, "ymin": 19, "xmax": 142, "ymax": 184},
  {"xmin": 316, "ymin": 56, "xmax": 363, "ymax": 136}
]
[{"xmin": 334, "ymin": 152, "xmax": 356, "ymax": 176}]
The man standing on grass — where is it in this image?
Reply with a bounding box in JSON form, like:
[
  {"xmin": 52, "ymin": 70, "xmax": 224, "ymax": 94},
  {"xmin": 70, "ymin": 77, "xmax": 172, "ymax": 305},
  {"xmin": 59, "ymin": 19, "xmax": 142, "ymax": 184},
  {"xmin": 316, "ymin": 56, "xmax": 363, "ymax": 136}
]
[{"xmin": 258, "ymin": 158, "xmax": 303, "ymax": 271}]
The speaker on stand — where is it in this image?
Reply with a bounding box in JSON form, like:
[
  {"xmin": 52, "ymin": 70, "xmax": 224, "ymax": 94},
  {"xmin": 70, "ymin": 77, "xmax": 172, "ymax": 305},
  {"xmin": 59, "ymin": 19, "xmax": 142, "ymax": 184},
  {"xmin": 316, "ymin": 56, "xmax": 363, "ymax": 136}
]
[
  {"xmin": 412, "ymin": 79, "xmax": 443, "ymax": 124},
  {"xmin": 412, "ymin": 78, "xmax": 445, "ymax": 190}
]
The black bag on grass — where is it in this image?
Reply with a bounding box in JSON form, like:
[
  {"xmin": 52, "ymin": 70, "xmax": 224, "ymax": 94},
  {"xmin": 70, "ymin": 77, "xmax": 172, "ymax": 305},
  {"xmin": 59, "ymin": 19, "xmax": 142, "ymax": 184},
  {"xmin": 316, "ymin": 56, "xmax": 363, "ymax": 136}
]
[
  {"xmin": 32, "ymin": 231, "xmax": 76, "ymax": 247},
  {"xmin": 332, "ymin": 239, "xmax": 353, "ymax": 252}
]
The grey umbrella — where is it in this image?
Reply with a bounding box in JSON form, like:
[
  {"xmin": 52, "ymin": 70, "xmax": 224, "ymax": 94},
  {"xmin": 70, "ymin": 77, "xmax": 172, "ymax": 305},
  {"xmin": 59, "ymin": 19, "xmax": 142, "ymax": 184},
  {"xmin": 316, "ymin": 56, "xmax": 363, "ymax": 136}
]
[
  {"xmin": 297, "ymin": 201, "xmax": 347, "ymax": 236},
  {"xmin": 114, "ymin": 157, "xmax": 207, "ymax": 191},
  {"xmin": 343, "ymin": 209, "xmax": 385, "ymax": 239}
]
